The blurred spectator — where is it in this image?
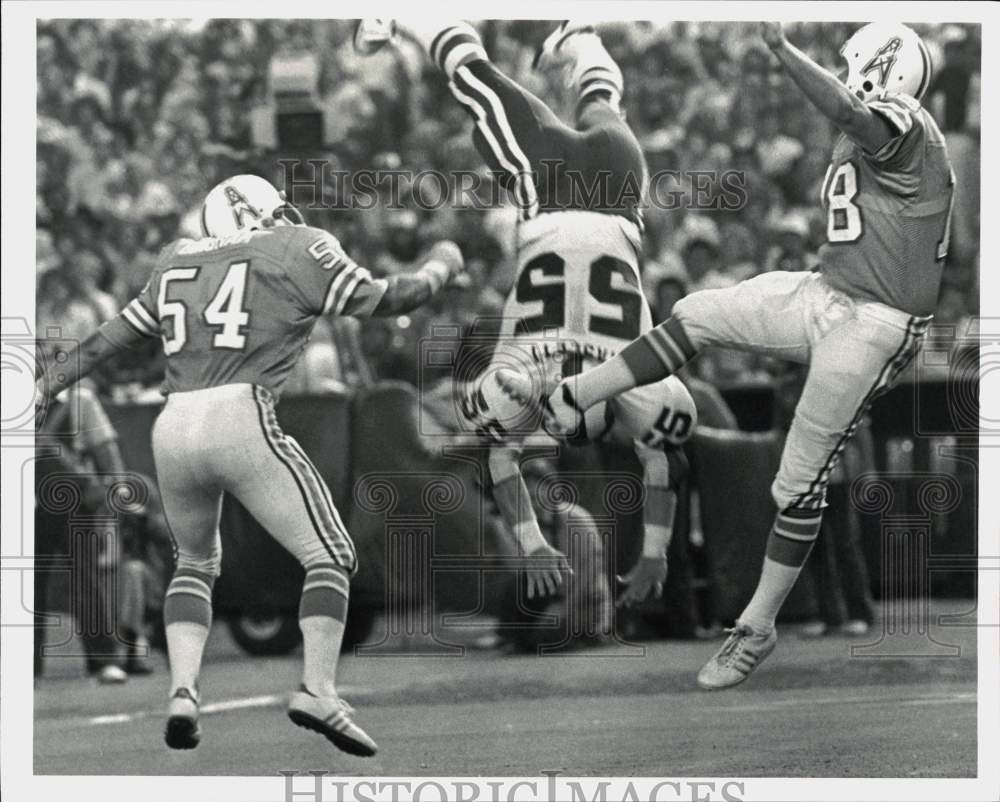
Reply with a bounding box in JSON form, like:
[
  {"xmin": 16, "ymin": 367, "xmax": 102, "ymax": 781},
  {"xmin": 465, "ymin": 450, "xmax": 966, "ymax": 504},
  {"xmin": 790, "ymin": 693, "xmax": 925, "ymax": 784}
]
[
  {"xmin": 35, "ymin": 391, "xmax": 130, "ymax": 683},
  {"xmin": 117, "ymin": 476, "xmax": 175, "ymax": 674},
  {"xmin": 763, "ymin": 210, "xmax": 818, "ymax": 274}
]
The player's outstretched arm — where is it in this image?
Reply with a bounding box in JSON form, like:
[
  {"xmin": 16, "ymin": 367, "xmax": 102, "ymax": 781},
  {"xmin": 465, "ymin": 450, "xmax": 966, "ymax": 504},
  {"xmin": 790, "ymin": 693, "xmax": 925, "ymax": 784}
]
[
  {"xmin": 36, "ymin": 312, "xmax": 151, "ymax": 410},
  {"xmin": 616, "ymin": 445, "xmax": 675, "ymax": 608},
  {"xmin": 760, "ymin": 22, "xmax": 895, "ymax": 154},
  {"xmin": 488, "ymin": 446, "xmax": 571, "ymax": 599},
  {"xmin": 366, "ymin": 240, "xmax": 465, "ymax": 317}
]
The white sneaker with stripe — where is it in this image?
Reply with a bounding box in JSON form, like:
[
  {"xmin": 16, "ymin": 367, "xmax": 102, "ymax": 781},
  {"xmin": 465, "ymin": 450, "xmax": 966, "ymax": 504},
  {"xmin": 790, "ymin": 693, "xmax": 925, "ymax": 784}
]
[
  {"xmin": 696, "ymin": 623, "xmax": 778, "ymax": 690},
  {"xmin": 287, "ymin": 686, "xmax": 378, "ymax": 757},
  {"xmin": 164, "ymin": 687, "xmax": 201, "ymax": 750}
]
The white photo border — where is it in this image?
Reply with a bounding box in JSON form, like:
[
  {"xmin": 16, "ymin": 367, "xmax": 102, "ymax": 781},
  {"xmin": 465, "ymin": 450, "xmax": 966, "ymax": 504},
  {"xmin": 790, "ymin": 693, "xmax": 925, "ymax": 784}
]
[{"xmin": 3, "ymin": 2, "xmax": 997, "ymax": 801}]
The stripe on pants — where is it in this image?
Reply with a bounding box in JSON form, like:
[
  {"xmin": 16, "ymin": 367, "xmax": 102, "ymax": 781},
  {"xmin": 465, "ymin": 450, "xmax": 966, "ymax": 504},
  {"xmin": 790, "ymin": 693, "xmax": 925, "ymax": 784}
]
[
  {"xmin": 283, "ymin": 436, "xmax": 357, "ymax": 570},
  {"xmin": 451, "ymin": 65, "xmax": 539, "ymax": 220},
  {"xmin": 791, "ymin": 316, "xmax": 925, "ymax": 510},
  {"xmin": 252, "ymin": 386, "xmax": 355, "ymax": 570}
]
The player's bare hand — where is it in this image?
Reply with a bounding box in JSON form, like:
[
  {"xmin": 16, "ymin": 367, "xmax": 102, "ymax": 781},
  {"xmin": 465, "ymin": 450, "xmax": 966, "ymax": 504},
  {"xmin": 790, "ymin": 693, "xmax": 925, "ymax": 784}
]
[
  {"xmin": 542, "ymin": 380, "xmax": 585, "ymax": 438},
  {"xmin": 616, "ymin": 555, "xmax": 667, "ymax": 608},
  {"xmin": 427, "ymin": 240, "xmax": 466, "ymax": 284},
  {"xmin": 525, "ymin": 543, "xmax": 572, "ymax": 599},
  {"xmin": 759, "ymin": 22, "xmax": 787, "ymax": 51}
]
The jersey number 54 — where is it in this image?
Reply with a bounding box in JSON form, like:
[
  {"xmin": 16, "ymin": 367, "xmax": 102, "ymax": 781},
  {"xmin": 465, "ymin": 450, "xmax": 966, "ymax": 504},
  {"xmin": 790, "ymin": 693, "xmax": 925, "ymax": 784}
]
[{"xmin": 158, "ymin": 261, "xmax": 251, "ymax": 354}]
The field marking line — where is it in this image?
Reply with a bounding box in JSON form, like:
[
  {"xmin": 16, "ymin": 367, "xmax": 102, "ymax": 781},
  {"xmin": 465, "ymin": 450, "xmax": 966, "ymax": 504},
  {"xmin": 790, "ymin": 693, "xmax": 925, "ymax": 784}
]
[
  {"xmin": 201, "ymin": 694, "xmax": 284, "ymax": 714},
  {"xmin": 41, "ymin": 686, "xmax": 363, "ymax": 729}
]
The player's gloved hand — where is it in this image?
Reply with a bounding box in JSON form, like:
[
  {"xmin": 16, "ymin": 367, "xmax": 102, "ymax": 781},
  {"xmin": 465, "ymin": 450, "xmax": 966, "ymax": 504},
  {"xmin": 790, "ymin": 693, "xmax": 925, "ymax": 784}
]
[
  {"xmin": 354, "ymin": 19, "xmax": 396, "ymax": 55},
  {"xmin": 615, "ymin": 555, "xmax": 667, "ymax": 608},
  {"xmin": 759, "ymin": 22, "xmax": 787, "ymax": 52},
  {"xmin": 542, "ymin": 379, "xmax": 585, "ymax": 438},
  {"xmin": 525, "ymin": 542, "xmax": 572, "ymax": 599},
  {"xmin": 426, "ymin": 240, "xmax": 466, "ymax": 284}
]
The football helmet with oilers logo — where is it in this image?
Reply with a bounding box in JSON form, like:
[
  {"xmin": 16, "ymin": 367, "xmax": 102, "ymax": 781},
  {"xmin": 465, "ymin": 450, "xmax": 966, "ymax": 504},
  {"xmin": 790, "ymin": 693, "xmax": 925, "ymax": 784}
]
[
  {"xmin": 841, "ymin": 22, "xmax": 933, "ymax": 103},
  {"xmin": 200, "ymin": 174, "xmax": 305, "ymax": 238}
]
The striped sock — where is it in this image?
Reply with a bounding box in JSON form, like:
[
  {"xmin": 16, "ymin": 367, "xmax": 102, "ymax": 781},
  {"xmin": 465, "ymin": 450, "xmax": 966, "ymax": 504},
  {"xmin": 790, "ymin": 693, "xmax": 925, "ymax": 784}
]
[
  {"xmin": 739, "ymin": 509, "xmax": 823, "ymax": 633},
  {"xmin": 164, "ymin": 568, "xmax": 215, "ymax": 628},
  {"xmin": 566, "ymin": 33, "xmax": 624, "ymax": 112},
  {"xmin": 300, "ymin": 563, "xmax": 351, "ymax": 696},
  {"xmin": 424, "ymin": 23, "xmax": 488, "ymax": 79},
  {"xmin": 573, "ymin": 317, "xmax": 697, "ymax": 410},
  {"xmin": 768, "ymin": 508, "xmax": 823, "ymax": 567},
  {"xmin": 300, "ymin": 563, "xmax": 351, "ymax": 623},
  {"xmin": 164, "ymin": 568, "xmax": 215, "ymax": 694}
]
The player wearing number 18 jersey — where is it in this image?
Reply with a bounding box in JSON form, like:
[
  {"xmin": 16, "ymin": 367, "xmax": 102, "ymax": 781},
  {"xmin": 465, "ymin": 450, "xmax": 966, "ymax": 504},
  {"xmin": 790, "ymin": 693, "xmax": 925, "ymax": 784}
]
[
  {"xmin": 524, "ymin": 22, "xmax": 955, "ymax": 688},
  {"xmin": 36, "ymin": 174, "xmax": 464, "ymax": 754},
  {"xmin": 819, "ymin": 90, "xmax": 954, "ymax": 317}
]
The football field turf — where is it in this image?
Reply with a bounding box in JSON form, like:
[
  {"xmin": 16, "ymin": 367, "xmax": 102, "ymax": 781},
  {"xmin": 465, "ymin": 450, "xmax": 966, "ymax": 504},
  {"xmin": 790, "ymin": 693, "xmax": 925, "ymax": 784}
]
[{"xmin": 34, "ymin": 601, "xmax": 977, "ymax": 778}]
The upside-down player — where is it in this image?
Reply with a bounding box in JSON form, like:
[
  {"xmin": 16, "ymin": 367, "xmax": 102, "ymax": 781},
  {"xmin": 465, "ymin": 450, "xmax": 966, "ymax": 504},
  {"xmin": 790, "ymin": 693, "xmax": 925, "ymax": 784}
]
[
  {"xmin": 515, "ymin": 22, "xmax": 954, "ymax": 687},
  {"xmin": 35, "ymin": 175, "xmax": 464, "ymax": 752},
  {"xmin": 356, "ymin": 19, "xmax": 698, "ymax": 608}
]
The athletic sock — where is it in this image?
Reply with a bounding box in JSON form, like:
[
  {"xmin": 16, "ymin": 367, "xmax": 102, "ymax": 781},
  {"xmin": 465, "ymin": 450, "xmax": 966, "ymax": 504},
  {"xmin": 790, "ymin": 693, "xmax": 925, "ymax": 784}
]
[
  {"xmin": 739, "ymin": 509, "xmax": 823, "ymax": 633},
  {"xmin": 163, "ymin": 568, "xmax": 215, "ymax": 694},
  {"xmin": 562, "ymin": 31, "xmax": 624, "ymax": 113},
  {"xmin": 408, "ymin": 22, "xmax": 487, "ymax": 79},
  {"xmin": 299, "ymin": 563, "xmax": 351, "ymax": 698},
  {"xmin": 572, "ymin": 317, "xmax": 697, "ymax": 410}
]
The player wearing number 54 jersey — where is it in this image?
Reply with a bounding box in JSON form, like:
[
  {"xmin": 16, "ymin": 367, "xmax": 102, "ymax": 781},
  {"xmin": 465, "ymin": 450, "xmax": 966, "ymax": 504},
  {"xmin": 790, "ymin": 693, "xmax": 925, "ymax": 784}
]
[
  {"xmin": 36, "ymin": 174, "xmax": 464, "ymax": 755},
  {"xmin": 511, "ymin": 22, "xmax": 954, "ymax": 688}
]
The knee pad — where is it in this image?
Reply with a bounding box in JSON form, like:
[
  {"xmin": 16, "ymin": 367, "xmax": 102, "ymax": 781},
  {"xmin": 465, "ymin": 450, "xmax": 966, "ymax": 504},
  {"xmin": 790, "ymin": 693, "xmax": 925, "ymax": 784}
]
[
  {"xmin": 174, "ymin": 545, "xmax": 222, "ymax": 579},
  {"xmin": 771, "ymin": 475, "xmax": 828, "ymax": 513},
  {"xmin": 300, "ymin": 536, "xmax": 357, "ymax": 577}
]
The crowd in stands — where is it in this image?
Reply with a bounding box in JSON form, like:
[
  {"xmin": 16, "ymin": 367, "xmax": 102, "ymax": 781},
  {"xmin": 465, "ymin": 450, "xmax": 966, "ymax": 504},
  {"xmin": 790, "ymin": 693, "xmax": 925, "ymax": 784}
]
[{"xmin": 36, "ymin": 19, "xmax": 981, "ymax": 396}]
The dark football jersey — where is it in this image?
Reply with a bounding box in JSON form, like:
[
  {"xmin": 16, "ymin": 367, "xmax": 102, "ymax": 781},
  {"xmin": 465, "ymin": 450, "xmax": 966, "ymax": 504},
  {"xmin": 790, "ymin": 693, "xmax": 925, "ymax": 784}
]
[
  {"xmin": 817, "ymin": 93, "xmax": 955, "ymax": 317},
  {"xmin": 121, "ymin": 225, "xmax": 374, "ymax": 398}
]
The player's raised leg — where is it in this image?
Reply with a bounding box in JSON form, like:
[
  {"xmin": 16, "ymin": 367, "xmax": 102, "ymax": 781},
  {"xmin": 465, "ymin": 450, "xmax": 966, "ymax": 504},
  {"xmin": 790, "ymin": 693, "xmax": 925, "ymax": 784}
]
[
  {"xmin": 535, "ymin": 21, "xmax": 626, "ymax": 121},
  {"xmin": 229, "ymin": 386, "xmax": 376, "ymax": 756},
  {"xmin": 151, "ymin": 405, "xmax": 225, "ymax": 750},
  {"xmin": 697, "ymin": 306, "xmax": 926, "ymax": 689},
  {"xmin": 520, "ymin": 271, "xmax": 814, "ymax": 434},
  {"xmin": 360, "ymin": 18, "xmax": 605, "ymax": 221}
]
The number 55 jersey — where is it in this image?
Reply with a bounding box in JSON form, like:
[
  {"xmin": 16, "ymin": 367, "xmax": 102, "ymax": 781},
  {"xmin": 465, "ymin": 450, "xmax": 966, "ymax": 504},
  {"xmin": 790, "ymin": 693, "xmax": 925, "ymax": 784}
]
[
  {"xmin": 122, "ymin": 225, "xmax": 377, "ymax": 398},
  {"xmin": 490, "ymin": 205, "xmax": 696, "ymax": 450},
  {"xmin": 818, "ymin": 92, "xmax": 955, "ymax": 318},
  {"xmin": 499, "ymin": 209, "xmax": 652, "ymax": 361}
]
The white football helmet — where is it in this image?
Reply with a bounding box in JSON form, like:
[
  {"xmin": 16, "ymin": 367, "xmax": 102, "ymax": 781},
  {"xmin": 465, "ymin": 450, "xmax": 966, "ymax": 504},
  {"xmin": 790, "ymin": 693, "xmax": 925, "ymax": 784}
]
[
  {"xmin": 841, "ymin": 22, "xmax": 932, "ymax": 103},
  {"xmin": 200, "ymin": 174, "xmax": 304, "ymax": 238}
]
